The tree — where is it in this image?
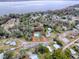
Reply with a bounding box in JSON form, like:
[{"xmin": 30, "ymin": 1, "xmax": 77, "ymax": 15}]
[
  {"xmin": 9, "ymin": 14, "xmax": 20, "ymax": 18},
  {"xmin": 12, "ymin": 30, "xmax": 23, "ymax": 38},
  {"xmin": 36, "ymin": 45, "xmax": 49, "ymax": 54},
  {"xmin": 51, "ymin": 49, "xmax": 71, "ymax": 59},
  {"xmin": 0, "ymin": 49, "xmax": 4, "ymax": 53},
  {"xmin": 4, "ymin": 51, "xmax": 15, "ymax": 59},
  {"xmin": 45, "ymin": 53, "xmax": 52, "ymax": 59},
  {"xmin": 61, "ymin": 16, "xmax": 66, "ymax": 19},
  {"xmin": 0, "ymin": 26, "xmax": 8, "ymax": 37},
  {"xmin": 19, "ymin": 48, "xmax": 27, "ymax": 57},
  {"xmin": 65, "ymin": 49, "xmax": 71, "ymax": 57}
]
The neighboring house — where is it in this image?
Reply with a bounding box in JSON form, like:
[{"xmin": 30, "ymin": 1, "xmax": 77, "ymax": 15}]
[
  {"xmin": 32, "ymin": 24, "xmax": 47, "ymax": 42},
  {"xmin": 75, "ymin": 24, "xmax": 79, "ymax": 30},
  {"xmin": 29, "ymin": 54, "xmax": 38, "ymax": 59},
  {"xmin": 61, "ymin": 38, "xmax": 70, "ymax": 44},
  {"xmin": 70, "ymin": 49, "xmax": 79, "ymax": 59},
  {"xmin": 5, "ymin": 40, "xmax": 16, "ymax": 46},
  {"xmin": 76, "ymin": 43, "xmax": 79, "ymax": 48},
  {"xmin": 21, "ymin": 53, "xmax": 38, "ymax": 59},
  {"xmin": 46, "ymin": 28, "xmax": 52, "ymax": 37},
  {"xmin": 53, "ymin": 44, "xmax": 61, "ymax": 49},
  {"xmin": 0, "ymin": 53, "xmax": 4, "ymax": 59},
  {"xmin": 62, "ymin": 26, "xmax": 67, "ymax": 31},
  {"xmin": 70, "ymin": 49, "xmax": 76, "ymax": 55}
]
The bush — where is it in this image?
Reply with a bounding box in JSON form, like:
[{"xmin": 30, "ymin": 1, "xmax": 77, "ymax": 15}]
[
  {"xmin": 37, "ymin": 45, "xmax": 49, "ymax": 54},
  {"xmin": 0, "ymin": 49, "xmax": 4, "ymax": 53}
]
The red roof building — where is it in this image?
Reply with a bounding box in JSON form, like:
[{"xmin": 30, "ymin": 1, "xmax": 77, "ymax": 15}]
[{"xmin": 32, "ymin": 24, "xmax": 47, "ymax": 42}]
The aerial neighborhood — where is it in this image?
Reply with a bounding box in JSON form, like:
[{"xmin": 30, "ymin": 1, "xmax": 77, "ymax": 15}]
[{"xmin": 0, "ymin": 4, "xmax": 79, "ymax": 59}]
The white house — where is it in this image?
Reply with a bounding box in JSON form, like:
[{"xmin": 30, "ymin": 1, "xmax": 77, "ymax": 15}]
[
  {"xmin": 46, "ymin": 28, "xmax": 52, "ymax": 37},
  {"xmin": 5, "ymin": 40, "xmax": 16, "ymax": 46},
  {"xmin": 9, "ymin": 41, "xmax": 16, "ymax": 46},
  {"xmin": 0, "ymin": 53, "xmax": 4, "ymax": 59},
  {"xmin": 70, "ymin": 49, "xmax": 76, "ymax": 55},
  {"xmin": 29, "ymin": 54, "xmax": 38, "ymax": 59},
  {"xmin": 53, "ymin": 44, "xmax": 61, "ymax": 49},
  {"xmin": 62, "ymin": 38, "xmax": 70, "ymax": 44}
]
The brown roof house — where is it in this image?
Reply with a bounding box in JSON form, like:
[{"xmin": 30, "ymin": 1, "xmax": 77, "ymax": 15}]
[{"xmin": 32, "ymin": 23, "xmax": 47, "ymax": 42}]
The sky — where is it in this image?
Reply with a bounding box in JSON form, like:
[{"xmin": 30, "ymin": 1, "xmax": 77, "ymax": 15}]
[
  {"xmin": 0, "ymin": 0, "xmax": 79, "ymax": 2},
  {"xmin": 0, "ymin": 1, "xmax": 79, "ymax": 15}
]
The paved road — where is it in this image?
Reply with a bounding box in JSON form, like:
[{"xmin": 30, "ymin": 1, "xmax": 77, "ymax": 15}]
[
  {"xmin": 58, "ymin": 31, "xmax": 70, "ymax": 44},
  {"xmin": 15, "ymin": 39, "xmax": 49, "ymax": 50},
  {"xmin": 62, "ymin": 38, "xmax": 79, "ymax": 52}
]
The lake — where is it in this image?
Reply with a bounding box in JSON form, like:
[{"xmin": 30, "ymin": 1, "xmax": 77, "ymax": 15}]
[{"xmin": 0, "ymin": 1, "xmax": 79, "ymax": 15}]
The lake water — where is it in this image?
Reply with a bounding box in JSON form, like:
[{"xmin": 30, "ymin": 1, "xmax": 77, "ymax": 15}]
[{"xmin": 0, "ymin": 1, "xmax": 79, "ymax": 15}]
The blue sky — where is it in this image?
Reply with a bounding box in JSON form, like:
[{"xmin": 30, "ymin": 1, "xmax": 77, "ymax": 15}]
[
  {"xmin": 0, "ymin": 1, "xmax": 79, "ymax": 15},
  {"xmin": 0, "ymin": 0, "xmax": 79, "ymax": 2}
]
